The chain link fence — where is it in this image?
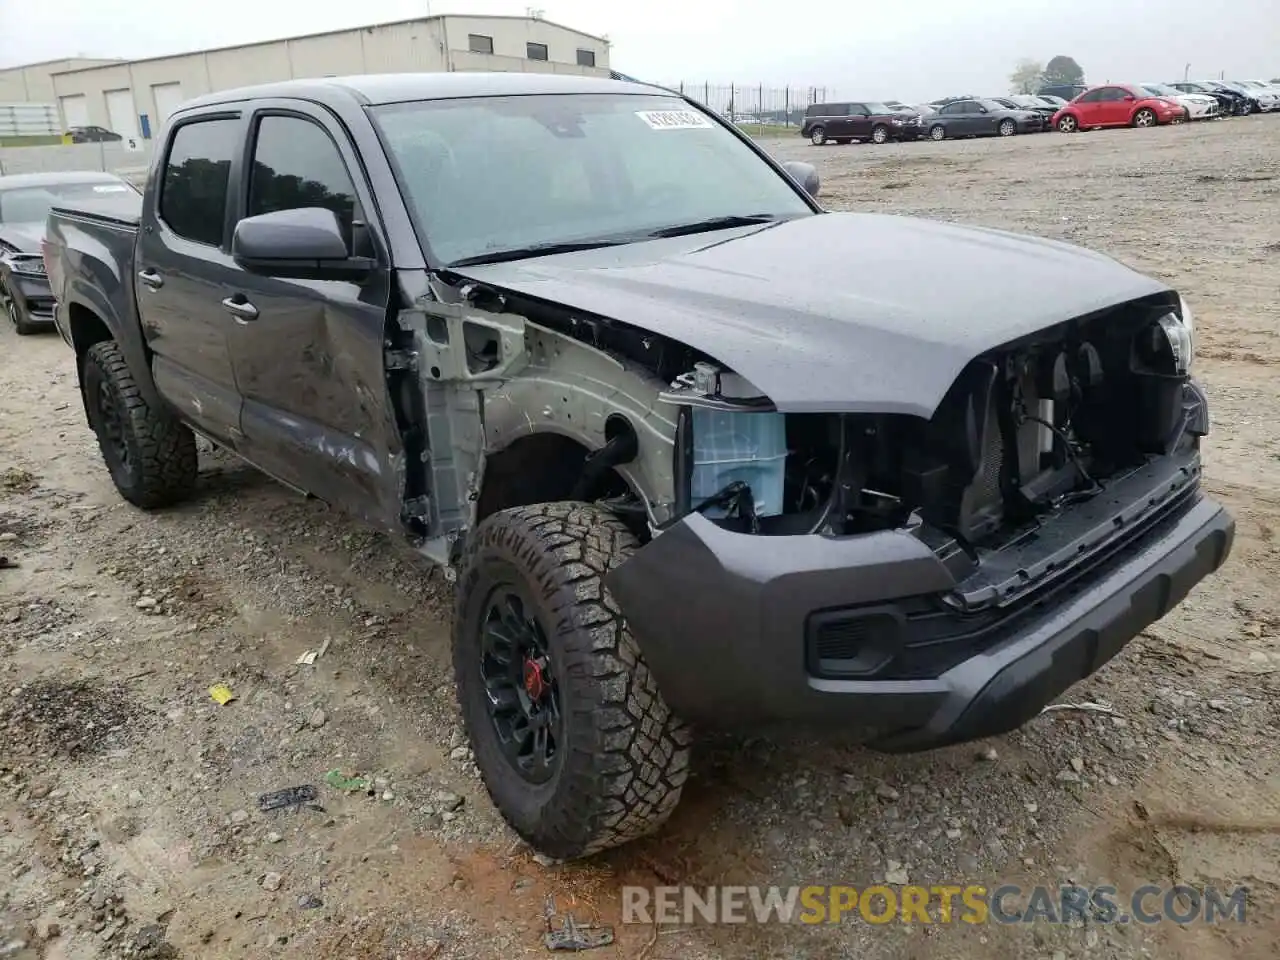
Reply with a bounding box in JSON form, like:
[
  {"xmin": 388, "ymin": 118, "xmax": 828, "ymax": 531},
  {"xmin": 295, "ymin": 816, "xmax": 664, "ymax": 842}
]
[{"xmin": 659, "ymin": 82, "xmax": 836, "ymax": 128}]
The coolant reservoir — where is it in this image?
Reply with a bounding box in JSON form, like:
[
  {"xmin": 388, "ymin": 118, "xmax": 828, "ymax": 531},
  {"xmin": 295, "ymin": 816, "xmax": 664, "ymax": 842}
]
[{"xmin": 690, "ymin": 407, "xmax": 787, "ymax": 519}]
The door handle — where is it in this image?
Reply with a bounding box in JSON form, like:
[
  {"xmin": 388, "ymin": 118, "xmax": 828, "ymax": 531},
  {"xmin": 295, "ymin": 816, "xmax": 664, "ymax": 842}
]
[
  {"xmin": 138, "ymin": 269, "xmax": 163, "ymax": 289},
  {"xmin": 221, "ymin": 296, "xmax": 259, "ymax": 323}
]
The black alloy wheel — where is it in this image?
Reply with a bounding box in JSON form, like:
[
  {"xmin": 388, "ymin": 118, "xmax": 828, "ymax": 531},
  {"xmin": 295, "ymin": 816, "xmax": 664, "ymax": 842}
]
[{"xmin": 478, "ymin": 584, "xmax": 563, "ymax": 784}]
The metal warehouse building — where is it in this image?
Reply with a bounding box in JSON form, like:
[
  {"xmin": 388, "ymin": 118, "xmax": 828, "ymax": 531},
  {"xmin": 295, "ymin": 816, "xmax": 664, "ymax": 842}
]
[{"xmin": 0, "ymin": 14, "xmax": 610, "ymax": 140}]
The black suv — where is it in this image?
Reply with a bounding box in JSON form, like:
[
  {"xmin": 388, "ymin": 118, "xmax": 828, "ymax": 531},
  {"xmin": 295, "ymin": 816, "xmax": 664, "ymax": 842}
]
[{"xmin": 802, "ymin": 102, "xmax": 922, "ymax": 145}]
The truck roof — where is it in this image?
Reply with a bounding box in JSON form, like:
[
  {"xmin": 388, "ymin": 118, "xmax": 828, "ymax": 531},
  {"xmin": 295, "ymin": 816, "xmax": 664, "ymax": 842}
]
[
  {"xmin": 177, "ymin": 72, "xmax": 666, "ymax": 113},
  {"xmin": 0, "ymin": 171, "xmax": 125, "ymax": 190}
]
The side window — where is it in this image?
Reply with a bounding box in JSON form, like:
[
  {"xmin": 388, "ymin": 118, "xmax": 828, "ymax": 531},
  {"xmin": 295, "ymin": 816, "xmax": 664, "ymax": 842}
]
[
  {"xmin": 829, "ymin": 103, "xmax": 851, "ymax": 116},
  {"xmin": 1102, "ymin": 88, "xmax": 1126, "ymax": 101},
  {"xmin": 247, "ymin": 115, "xmax": 360, "ymax": 250},
  {"xmin": 847, "ymin": 103, "xmax": 869, "ymax": 116},
  {"xmin": 159, "ymin": 118, "xmax": 238, "ymax": 246},
  {"xmin": 1077, "ymin": 89, "xmax": 1104, "ymax": 103}
]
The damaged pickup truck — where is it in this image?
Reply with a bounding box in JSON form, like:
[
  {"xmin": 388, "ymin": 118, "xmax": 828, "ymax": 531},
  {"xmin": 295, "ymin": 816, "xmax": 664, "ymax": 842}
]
[{"xmin": 43, "ymin": 73, "xmax": 1234, "ymax": 860}]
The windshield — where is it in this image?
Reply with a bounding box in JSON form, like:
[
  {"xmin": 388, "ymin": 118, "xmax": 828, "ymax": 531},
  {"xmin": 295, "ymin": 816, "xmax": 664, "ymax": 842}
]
[
  {"xmin": 978, "ymin": 99, "xmax": 1008, "ymax": 111},
  {"xmin": 864, "ymin": 102, "xmax": 893, "ymax": 114},
  {"xmin": 1142, "ymin": 84, "xmax": 1178, "ymax": 97},
  {"xmin": 0, "ymin": 179, "xmax": 133, "ymax": 225},
  {"xmin": 373, "ymin": 93, "xmax": 814, "ymax": 266}
]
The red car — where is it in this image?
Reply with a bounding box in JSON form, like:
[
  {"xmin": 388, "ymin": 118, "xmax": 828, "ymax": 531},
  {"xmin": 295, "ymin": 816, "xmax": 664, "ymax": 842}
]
[{"xmin": 1051, "ymin": 84, "xmax": 1187, "ymax": 132}]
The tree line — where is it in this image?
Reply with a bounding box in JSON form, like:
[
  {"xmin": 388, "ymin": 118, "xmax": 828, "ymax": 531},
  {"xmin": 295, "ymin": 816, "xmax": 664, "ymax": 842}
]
[{"xmin": 1009, "ymin": 56, "xmax": 1085, "ymax": 94}]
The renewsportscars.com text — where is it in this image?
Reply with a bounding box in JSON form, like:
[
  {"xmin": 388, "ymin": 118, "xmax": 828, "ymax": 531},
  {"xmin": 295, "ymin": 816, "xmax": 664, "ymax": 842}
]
[{"xmin": 622, "ymin": 884, "xmax": 1248, "ymax": 926}]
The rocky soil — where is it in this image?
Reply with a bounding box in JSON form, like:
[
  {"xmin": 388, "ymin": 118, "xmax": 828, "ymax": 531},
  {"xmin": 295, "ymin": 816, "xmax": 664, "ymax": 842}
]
[{"xmin": 2, "ymin": 115, "xmax": 1278, "ymax": 959}]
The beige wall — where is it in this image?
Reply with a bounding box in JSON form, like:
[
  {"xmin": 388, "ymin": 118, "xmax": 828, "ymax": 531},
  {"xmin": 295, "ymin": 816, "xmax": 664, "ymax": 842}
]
[
  {"xmin": 46, "ymin": 16, "xmax": 607, "ymax": 133},
  {"xmin": 0, "ymin": 58, "xmax": 122, "ymax": 104},
  {"xmin": 443, "ymin": 16, "xmax": 609, "ymax": 70}
]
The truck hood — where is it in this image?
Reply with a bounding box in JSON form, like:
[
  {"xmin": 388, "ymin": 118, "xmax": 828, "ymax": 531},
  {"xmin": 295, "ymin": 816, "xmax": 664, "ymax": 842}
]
[
  {"xmin": 453, "ymin": 212, "xmax": 1170, "ymax": 418},
  {"xmin": 0, "ymin": 222, "xmax": 44, "ymax": 255}
]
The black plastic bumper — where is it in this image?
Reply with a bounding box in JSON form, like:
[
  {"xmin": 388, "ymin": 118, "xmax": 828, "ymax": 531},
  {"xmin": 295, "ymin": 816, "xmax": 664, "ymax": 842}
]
[{"xmin": 606, "ymin": 494, "xmax": 1233, "ymax": 751}]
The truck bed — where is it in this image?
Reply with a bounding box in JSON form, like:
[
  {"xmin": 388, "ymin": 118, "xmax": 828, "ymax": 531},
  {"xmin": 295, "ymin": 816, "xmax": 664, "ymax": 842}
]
[{"xmin": 49, "ymin": 193, "xmax": 142, "ymax": 230}]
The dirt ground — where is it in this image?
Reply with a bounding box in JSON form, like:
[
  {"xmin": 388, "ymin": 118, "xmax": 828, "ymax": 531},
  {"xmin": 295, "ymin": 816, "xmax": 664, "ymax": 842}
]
[{"xmin": 2, "ymin": 116, "xmax": 1279, "ymax": 960}]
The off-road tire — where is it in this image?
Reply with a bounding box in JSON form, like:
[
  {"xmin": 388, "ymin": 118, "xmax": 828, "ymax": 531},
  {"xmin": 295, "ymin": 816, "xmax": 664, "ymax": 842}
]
[
  {"xmin": 82, "ymin": 340, "xmax": 198, "ymax": 509},
  {"xmin": 454, "ymin": 502, "xmax": 693, "ymax": 860}
]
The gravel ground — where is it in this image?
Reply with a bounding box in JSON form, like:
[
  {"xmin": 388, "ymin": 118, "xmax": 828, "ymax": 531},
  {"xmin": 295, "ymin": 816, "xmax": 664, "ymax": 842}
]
[{"xmin": 2, "ymin": 115, "xmax": 1279, "ymax": 960}]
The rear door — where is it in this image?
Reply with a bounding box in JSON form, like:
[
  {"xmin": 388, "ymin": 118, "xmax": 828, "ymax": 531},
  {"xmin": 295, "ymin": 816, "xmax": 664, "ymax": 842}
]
[
  {"xmin": 135, "ymin": 111, "xmax": 246, "ymax": 447},
  {"xmin": 222, "ymin": 102, "xmax": 397, "ymax": 526},
  {"xmin": 951, "ymin": 100, "xmax": 984, "ymax": 135}
]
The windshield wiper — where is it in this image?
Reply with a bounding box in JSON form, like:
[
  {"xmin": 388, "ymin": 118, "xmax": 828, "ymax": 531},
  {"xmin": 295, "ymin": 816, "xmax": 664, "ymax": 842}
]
[
  {"xmin": 447, "ymin": 238, "xmax": 631, "ymax": 268},
  {"xmin": 646, "ymin": 213, "xmax": 785, "ymax": 239}
]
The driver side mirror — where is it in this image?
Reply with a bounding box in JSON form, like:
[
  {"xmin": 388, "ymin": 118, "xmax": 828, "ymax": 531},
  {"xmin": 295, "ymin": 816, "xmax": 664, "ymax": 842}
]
[
  {"xmin": 782, "ymin": 160, "xmax": 821, "ymax": 199},
  {"xmin": 232, "ymin": 207, "xmax": 375, "ymax": 282}
]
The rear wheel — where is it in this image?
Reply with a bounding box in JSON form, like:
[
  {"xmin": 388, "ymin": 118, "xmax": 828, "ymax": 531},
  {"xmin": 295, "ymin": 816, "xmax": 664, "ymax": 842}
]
[
  {"xmin": 82, "ymin": 340, "xmax": 198, "ymax": 509},
  {"xmin": 1056, "ymin": 114, "xmax": 1079, "ymax": 133},
  {"xmin": 1132, "ymin": 107, "xmax": 1157, "ymax": 128},
  {"xmin": 809, "ymin": 125, "xmax": 827, "ymax": 145},
  {"xmin": 928, "ymin": 124, "xmax": 945, "ymax": 141},
  {"xmin": 998, "ymin": 118, "xmax": 1017, "ymax": 137},
  {"xmin": 454, "ymin": 502, "xmax": 693, "ymax": 860},
  {"xmin": 871, "ymin": 124, "xmax": 890, "ymax": 144}
]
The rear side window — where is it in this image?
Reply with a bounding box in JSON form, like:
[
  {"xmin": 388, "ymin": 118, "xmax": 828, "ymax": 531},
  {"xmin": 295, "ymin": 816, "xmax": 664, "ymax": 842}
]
[
  {"xmin": 247, "ymin": 114, "xmax": 360, "ymax": 249},
  {"xmin": 160, "ymin": 118, "xmax": 238, "ymax": 246}
]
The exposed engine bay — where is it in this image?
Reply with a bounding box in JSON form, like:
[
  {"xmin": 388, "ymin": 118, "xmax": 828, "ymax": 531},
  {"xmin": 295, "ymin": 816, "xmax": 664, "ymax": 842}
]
[{"xmin": 659, "ymin": 295, "xmax": 1202, "ymax": 581}]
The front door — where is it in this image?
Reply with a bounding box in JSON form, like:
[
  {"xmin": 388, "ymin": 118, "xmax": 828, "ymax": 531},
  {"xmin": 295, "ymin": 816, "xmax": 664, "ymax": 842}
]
[
  {"xmin": 845, "ymin": 103, "xmax": 872, "ymax": 140},
  {"xmin": 136, "ymin": 113, "xmax": 246, "ymax": 447},
  {"xmin": 221, "ymin": 104, "xmax": 399, "ymax": 531},
  {"xmin": 1071, "ymin": 88, "xmax": 1109, "ymax": 127},
  {"xmin": 1093, "ymin": 87, "xmax": 1128, "ymax": 126}
]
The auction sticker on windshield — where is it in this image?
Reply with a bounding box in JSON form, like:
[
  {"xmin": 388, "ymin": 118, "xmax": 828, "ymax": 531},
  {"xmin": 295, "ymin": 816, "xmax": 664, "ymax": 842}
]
[{"xmin": 636, "ymin": 110, "xmax": 714, "ymax": 130}]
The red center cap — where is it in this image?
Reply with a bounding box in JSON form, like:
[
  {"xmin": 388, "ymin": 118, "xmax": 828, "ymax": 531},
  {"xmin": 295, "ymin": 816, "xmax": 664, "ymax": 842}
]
[{"xmin": 523, "ymin": 659, "xmax": 546, "ymax": 700}]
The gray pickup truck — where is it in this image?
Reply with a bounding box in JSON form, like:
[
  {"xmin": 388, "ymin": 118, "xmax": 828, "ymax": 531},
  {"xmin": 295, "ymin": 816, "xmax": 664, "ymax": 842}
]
[{"xmin": 43, "ymin": 72, "xmax": 1233, "ymax": 860}]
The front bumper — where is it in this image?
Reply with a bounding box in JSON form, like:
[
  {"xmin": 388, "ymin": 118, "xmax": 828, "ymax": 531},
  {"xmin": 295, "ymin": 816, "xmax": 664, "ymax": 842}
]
[
  {"xmin": 5, "ymin": 273, "xmax": 55, "ymax": 324},
  {"xmin": 608, "ymin": 468, "xmax": 1233, "ymax": 750}
]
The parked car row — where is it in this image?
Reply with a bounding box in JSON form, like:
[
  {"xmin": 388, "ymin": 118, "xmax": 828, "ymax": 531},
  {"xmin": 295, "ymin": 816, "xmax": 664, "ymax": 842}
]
[{"xmin": 801, "ymin": 78, "xmax": 1280, "ymax": 146}]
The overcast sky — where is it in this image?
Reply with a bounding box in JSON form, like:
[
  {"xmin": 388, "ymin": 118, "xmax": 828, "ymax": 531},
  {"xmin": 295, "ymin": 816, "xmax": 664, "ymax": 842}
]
[{"xmin": 3, "ymin": 0, "xmax": 1278, "ymax": 102}]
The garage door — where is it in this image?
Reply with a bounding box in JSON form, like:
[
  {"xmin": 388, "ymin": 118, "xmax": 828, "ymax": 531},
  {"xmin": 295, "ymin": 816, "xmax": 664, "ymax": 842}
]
[
  {"xmin": 151, "ymin": 82, "xmax": 184, "ymax": 130},
  {"xmin": 59, "ymin": 94, "xmax": 89, "ymax": 130},
  {"xmin": 104, "ymin": 88, "xmax": 139, "ymax": 140}
]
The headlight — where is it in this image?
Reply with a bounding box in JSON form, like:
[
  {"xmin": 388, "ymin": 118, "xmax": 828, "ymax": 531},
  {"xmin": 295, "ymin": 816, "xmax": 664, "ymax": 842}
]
[
  {"xmin": 1156, "ymin": 295, "xmax": 1196, "ymax": 374},
  {"xmin": 8, "ymin": 255, "xmax": 45, "ymax": 277}
]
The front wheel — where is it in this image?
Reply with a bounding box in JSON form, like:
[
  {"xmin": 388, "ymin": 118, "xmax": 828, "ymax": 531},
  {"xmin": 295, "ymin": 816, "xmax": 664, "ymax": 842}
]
[
  {"xmin": 998, "ymin": 118, "xmax": 1017, "ymax": 137},
  {"xmin": 2, "ymin": 285, "xmax": 38, "ymax": 336},
  {"xmin": 82, "ymin": 340, "xmax": 198, "ymax": 509},
  {"xmin": 1056, "ymin": 114, "xmax": 1078, "ymax": 133},
  {"xmin": 871, "ymin": 124, "xmax": 890, "ymax": 144},
  {"xmin": 809, "ymin": 125, "xmax": 827, "ymax": 145},
  {"xmin": 1132, "ymin": 108, "xmax": 1157, "ymax": 128},
  {"xmin": 928, "ymin": 124, "xmax": 945, "ymax": 141},
  {"xmin": 454, "ymin": 502, "xmax": 693, "ymax": 860}
]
